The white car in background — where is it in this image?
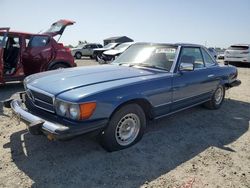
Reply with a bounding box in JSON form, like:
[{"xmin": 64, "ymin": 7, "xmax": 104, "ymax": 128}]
[
  {"xmin": 224, "ymin": 44, "xmax": 250, "ymax": 64},
  {"xmin": 98, "ymin": 42, "xmax": 134, "ymax": 63}
]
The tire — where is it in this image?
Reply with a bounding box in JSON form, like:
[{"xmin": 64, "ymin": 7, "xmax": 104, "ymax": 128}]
[
  {"xmin": 204, "ymin": 85, "xmax": 225, "ymax": 109},
  {"xmin": 90, "ymin": 55, "xmax": 94, "ymax": 59},
  {"xmin": 100, "ymin": 104, "xmax": 146, "ymax": 152},
  {"xmin": 75, "ymin": 52, "xmax": 82, "ymax": 59},
  {"xmin": 49, "ymin": 63, "xmax": 68, "ymax": 70}
]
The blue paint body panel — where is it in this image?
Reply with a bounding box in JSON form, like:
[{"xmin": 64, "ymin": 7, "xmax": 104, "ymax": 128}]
[{"xmin": 24, "ymin": 44, "xmax": 239, "ymax": 133}]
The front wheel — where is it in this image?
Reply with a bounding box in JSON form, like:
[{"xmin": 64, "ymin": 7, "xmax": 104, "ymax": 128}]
[
  {"xmin": 100, "ymin": 104, "xmax": 146, "ymax": 152},
  {"xmin": 204, "ymin": 85, "xmax": 225, "ymax": 109},
  {"xmin": 75, "ymin": 52, "xmax": 82, "ymax": 59}
]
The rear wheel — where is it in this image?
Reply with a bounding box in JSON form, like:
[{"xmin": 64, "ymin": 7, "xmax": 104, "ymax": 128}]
[
  {"xmin": 75, "ymin": 52, "xmax": 82, "ymax": 59},
  {"xmin": 100, "ymin": 104, "xmax": 146, "ymax": 152},
  {"xmin": 204, "ymin": 85, "xmax": 225, "ymax": 109},
  {"xmin": 49, "ymin": 63, "xmax": 68, "ymax": 70}
]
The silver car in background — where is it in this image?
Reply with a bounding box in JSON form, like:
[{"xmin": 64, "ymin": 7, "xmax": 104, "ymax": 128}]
[{"xmin": 71, "ymin": 43, "xmax": 103, "ymax": 59}]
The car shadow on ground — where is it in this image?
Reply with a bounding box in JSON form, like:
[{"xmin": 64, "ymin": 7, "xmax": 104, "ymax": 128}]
[
  {"xmin": 3, "ymin": 98, "xmax": 250, "ymax": 188},
  {"xmin": 0, "ymin": 83, "xmax": 24, "ymax": 116}
]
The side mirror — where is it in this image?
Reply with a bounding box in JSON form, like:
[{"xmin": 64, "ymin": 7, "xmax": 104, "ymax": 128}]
[{"xmin": 179, "ymin": 62, "xmax": 194, "ymax": 72}]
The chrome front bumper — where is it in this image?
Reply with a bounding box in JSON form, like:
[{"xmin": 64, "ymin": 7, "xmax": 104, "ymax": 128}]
[
  {"xmin": 11, "ymin": 99, "xmax": 68, "ymax": 137},
  {"xmin": 9, "ymin": 97, "xmax": 108, "ymax": 140}
]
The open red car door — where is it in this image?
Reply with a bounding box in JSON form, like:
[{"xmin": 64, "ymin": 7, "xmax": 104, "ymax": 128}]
[
  {"xmin": 43, "ymin": 19, "xmax": 75, "ymax": 37},
  {"xmin": 0, "ymin": 28, "xmax": 9, "ymax": 84}
]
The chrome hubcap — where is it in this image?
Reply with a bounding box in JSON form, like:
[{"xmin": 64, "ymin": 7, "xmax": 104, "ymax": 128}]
[
  {"xmin": 214, "ymin": 87, "xmax": 223, "ymax": 104},
  {"xmin": 115, "ymin": 113, "xmax": 140, "ymax": 146}
]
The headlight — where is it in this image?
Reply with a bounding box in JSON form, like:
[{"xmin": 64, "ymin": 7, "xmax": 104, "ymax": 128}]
[
  {"xmin": 69, "ymin": 104, "xmax": 80, "ymax": 120},
  {"xmin": 56, "ymin": 101, "xmax": 68, "ymax": 116},
  {"xmin": 55, "ymin": 99, "xmax": 96, "ymax": 120}
]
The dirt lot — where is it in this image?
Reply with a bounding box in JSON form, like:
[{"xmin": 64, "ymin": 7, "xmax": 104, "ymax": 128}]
[{"xmin": 0, "ymin": 59, "xmax": 249, "ymax": 188}]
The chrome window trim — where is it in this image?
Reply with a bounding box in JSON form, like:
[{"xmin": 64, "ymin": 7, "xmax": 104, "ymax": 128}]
[
  {"xmin": 201, "ymin": 47, "xmax": 217, "ymax": 66},
  {"xmin": 170, "ymin": 46, "xmax": 181, "ymax": 73}
]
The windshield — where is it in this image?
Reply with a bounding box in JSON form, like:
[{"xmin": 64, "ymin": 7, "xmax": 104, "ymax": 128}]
[
  {"xmin": 112, "ymin": 43, "xmax": 177, "ymax": 71},
  {"xmin": 104, "ymin": 43, "xmax": 117, "ymax": 49},
  {"xmin": 114, "ymin": 43, "xmax": 132, "ymax": 51}
]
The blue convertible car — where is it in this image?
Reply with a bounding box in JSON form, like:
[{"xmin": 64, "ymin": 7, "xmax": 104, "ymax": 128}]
[{"xmin": 5, "ymin": 43, "xmax": 241, "ymax": 151}]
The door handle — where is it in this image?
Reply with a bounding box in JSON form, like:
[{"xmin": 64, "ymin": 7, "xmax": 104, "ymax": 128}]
[{"xmin": 208, "ymin": 74, "xmax": 215, "ymax": 78}]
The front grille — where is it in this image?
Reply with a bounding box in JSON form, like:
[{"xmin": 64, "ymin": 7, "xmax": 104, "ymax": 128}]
[{"xmin": 26, "ymin": 89, "xmax": 55, "ymax": 113}]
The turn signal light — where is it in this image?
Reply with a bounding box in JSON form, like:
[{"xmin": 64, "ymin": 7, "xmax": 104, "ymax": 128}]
[{"xmin": 79, "ymin": 102, "xmax": 96, "ymax": 120}]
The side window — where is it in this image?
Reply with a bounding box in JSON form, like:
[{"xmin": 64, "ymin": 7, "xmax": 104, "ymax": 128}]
[
  {"xmin": 0, "ymin": 36, "xmax": 3, "ymax": 47},
  {"xmin": 85, "ymin": 44, "xmax": 91, "ymax": 49},
  {"xmin": 5, "ymin": 36, "xmax": 20, "ymax": 48},
  {"xmin": 25, "ymin": 38, "xmax": 30, "ymax": 48},
  {"xmin": 91, "ymin": 44, "xmax": 97, "ymax": 49},
  {"xmin": 179, "ymin": 47, "xmax": 205, "ymax": 69},
  {"xmin": 201, "ymin": 48, "xmax": 215, "ymax": 66},
  {"xmin": 28, "ymin": 36, "xmax": 49, "ymax": 47},
  {"xmin": 97, "ymin": 44, "xmax": 102, "ymax": 48}
]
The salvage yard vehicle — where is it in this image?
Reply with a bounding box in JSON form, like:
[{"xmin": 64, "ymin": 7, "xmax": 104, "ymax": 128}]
[
  {"xmin": 4, "ymin": 43, "xmax": 241, "ymax": 152},
  {"xmin": 224, "ymin": 44, "xmax": 250, "ymax": 65},
  {"xmin": 93, "ymin": 42, "xmax": 119, "ymax": 60},
  {"xmin": 98, "ymin": 42, "xmax": 134, "ymax": 64},
  {"xmin": 0, "ymin": 20, "xmax": 76, "ymax": 85},
  {"xmin": 71, "ymin": 43, "xmax": 103, "ymax": 59}
]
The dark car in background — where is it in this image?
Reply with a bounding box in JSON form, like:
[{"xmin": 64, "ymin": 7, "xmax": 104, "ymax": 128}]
[
  {"xmin": 6, "ymin": 43, "xmax": 241, "ymax": 152},
  {"xmin": 71, "ymin": 43, "xmax": 103, "ymax": 59},
  {"xmin": 0, "ymin": 20, "xmax": 76, "ymax": 85}
]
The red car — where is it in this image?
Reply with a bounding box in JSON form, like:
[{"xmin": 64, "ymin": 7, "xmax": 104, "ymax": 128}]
[{"xmin": 0, "ymin": 20, "xmax": 76, "ymax": 85}]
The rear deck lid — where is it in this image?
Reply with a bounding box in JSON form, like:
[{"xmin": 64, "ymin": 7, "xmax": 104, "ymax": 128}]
[{"xmin": 43, "ymin": 19, "xmax": 75, "ymax": 37}]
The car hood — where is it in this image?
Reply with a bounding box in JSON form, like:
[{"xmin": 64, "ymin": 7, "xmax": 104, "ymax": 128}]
[
  {"xmin": 93, "ymin": 47, "xmax": 113, "ymax": 52},
  {"xmin": 25, "ymin": 65, "xmax": 156, "ymax": 96},
  {"xmin": 103, "ymin": 49, "xmax": 122, "ymax": 56}
]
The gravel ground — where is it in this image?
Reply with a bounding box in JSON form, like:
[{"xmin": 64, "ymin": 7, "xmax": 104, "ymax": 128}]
[{"xmin": 0, "ymin": 59, "xmax": 249, "ymax": 188}]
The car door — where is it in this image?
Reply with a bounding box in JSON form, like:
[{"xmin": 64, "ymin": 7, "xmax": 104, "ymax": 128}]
[
  {"xmin": 0, "ymin": 28, "xmax": 9, "ymax": 83},
  {"xmin": 22, "ymin": 35, "xmax": 53, "ymax": 75},
  {"xmin": 84, "ymin": 44, "xmax": 94, "ymax": 56},
  {"xmin": 200, "ymin": 47, "xmax": 220, "ymax": 90},
  {"xmin": 171, "ymin": 47, "xmax": 213, "ymax": 111}
]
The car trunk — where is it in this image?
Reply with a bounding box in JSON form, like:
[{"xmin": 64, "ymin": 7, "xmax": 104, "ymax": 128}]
[{"xmin": 43, "ymin": 19, "xmax": 75, "ymax": 38}]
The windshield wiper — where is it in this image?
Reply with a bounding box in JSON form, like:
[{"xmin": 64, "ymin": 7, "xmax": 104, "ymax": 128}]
[
  {"xmin": 136, "ymin": 63, "xmax": 168, "ymax": 71},
  {"xmin": 118, "ymin": 63, "xmax": 135, "ymax": 67}
]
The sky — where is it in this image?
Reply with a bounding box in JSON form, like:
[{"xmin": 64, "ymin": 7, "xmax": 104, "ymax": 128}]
[{"xmin": 1, "ymin": 0, "xmax": 249, "ymax": 48}]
